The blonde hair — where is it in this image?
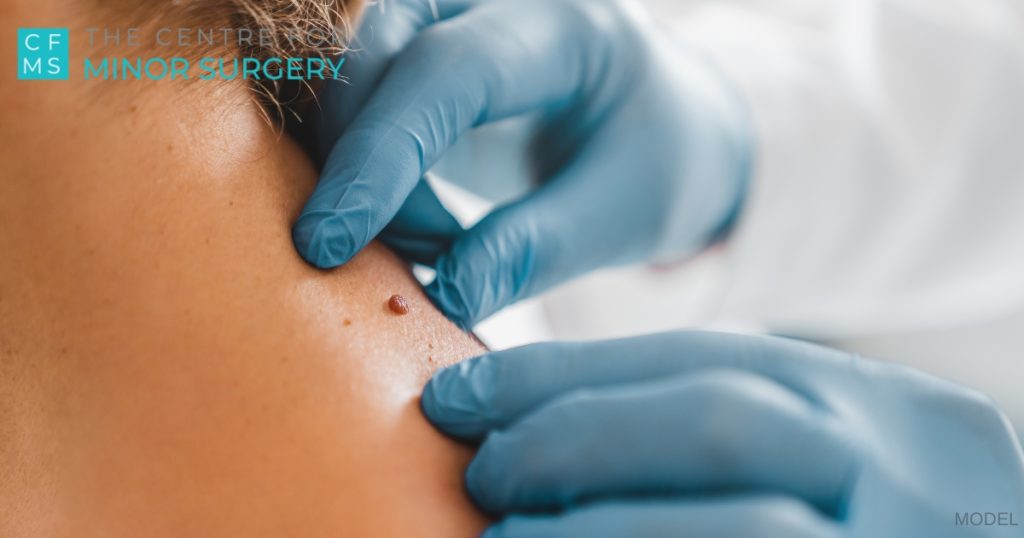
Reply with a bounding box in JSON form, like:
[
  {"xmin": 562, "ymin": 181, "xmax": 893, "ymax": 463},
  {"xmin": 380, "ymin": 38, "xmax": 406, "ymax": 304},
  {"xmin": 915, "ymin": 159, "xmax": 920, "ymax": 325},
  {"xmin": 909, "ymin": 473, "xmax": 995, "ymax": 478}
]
[
  {"xmin": 99, "ymin": 0, "xmax": 364, "ymax": 122},
  {"xmin": 230, "ymin": 0, "xmax": 364, "ymax": 122},
  {"xmin": 231, "ymin": 0, "xmax": 361, "ymax": 61}
]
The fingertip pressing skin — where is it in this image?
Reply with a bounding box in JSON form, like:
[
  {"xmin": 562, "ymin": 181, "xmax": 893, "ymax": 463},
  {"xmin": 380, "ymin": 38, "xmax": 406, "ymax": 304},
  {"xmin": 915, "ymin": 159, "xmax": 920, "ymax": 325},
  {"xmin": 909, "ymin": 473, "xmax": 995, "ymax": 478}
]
[
  {"xmin": 425, "ymin": 276, "xmax": 474, "ymax": 331},
  {"xmin": 423, "ymin": 351, "xmax": 532, "ymax": 444},
  {"xmin": 292, "ymin": 210, "xmax": 358, "ymax": 269}
]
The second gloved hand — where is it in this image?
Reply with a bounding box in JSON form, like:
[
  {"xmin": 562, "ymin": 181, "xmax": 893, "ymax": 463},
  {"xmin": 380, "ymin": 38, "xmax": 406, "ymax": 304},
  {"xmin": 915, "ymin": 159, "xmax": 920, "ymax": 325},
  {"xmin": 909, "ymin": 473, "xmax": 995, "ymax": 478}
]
[
  {"xmin": 293, "ymin": 0, "xmax": 752, "ymax": 329},
  {"xmin": 422, "ymin": 332, "xmax": 1024, "ymax": 537}
]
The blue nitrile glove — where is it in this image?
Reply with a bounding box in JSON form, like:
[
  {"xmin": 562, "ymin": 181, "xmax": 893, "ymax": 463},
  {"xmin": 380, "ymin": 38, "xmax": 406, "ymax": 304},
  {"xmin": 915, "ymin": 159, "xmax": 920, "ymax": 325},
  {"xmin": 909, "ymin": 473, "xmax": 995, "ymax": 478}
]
[
  {"xmin": 294, "ymin": 0, "xmax": 753, "ymax": 329},
  {"xmin": 421, "ymin": 332, "xmax": 1024, "ymax": 537},
  {"xmin": 299, "ymin": 0, "xmax": 469, "ymax": 262}
]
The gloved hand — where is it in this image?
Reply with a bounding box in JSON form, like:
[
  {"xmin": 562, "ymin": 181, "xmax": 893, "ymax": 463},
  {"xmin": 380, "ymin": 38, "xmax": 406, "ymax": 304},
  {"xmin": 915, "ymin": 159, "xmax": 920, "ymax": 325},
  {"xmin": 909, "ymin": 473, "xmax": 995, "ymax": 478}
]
[
  {"xmin": 294, "ymin": 0, "xmax": 752, "ymax": 329},
  {"xmin": 421, "ymin": 332, "xmax": 1024, "ymax": 537}
]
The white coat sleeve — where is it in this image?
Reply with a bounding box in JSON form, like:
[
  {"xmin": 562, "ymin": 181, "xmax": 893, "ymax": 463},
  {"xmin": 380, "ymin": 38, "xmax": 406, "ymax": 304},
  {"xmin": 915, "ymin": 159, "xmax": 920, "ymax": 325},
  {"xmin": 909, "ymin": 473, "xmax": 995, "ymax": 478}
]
[{"xmin": 671, "ymin": 0, "xmax": 1024, "ymax": 338}]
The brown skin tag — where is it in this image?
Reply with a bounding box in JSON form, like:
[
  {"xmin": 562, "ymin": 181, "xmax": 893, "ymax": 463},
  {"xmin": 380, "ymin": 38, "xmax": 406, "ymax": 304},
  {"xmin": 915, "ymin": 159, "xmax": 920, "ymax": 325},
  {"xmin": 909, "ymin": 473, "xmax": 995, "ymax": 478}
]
[{"xmin": 388, "ymin": 294, "xmax": 411, "ymax": 316}]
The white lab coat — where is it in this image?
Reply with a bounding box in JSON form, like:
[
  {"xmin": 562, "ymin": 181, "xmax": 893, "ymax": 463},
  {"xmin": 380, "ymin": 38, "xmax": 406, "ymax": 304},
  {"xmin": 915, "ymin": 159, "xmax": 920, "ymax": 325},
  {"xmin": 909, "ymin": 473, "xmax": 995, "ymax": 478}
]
[{"xmin": 662, "ymin": 0, "xmax": 1024, "ymax": 337}]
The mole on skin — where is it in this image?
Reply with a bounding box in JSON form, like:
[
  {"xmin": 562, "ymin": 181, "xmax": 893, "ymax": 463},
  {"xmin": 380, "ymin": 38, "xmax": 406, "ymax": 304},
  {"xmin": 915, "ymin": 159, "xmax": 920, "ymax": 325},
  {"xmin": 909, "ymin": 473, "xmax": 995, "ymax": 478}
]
[{"xmin": 388, "ymin": 294, "xmax": 410, "ymax": 316}]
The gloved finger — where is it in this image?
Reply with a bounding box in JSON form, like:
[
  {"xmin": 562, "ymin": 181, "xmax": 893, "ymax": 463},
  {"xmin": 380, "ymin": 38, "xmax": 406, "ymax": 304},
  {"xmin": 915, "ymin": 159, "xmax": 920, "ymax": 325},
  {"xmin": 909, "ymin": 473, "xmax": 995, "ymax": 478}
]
[
  {"xmin": 466, "ymin": 370, "xmax": 857, "ymax": 515},
  {"xmin": 312, "ymin": 0, "xmax": 484, "ymax": 160},
  {"xmin": 422, "ymin": 331, "xmax": 849, "ymax": 439},
  {"xmin": 301, "ymin": 0, "xmax": 493, "ymax": 267},
  {"xmin": 485, "ymin": 496, "xmax": 841, "ymax": 538},
  {"xmin": 377, "ymin": 176, "xmax": 464, "ymax": 264},
  {"xmin": 423, "ymin": 116, "xmax": 670, "ymax": 328},
  {"xmin": 293, "ymin": 1, "xmax": 605, "ymax": 268}
]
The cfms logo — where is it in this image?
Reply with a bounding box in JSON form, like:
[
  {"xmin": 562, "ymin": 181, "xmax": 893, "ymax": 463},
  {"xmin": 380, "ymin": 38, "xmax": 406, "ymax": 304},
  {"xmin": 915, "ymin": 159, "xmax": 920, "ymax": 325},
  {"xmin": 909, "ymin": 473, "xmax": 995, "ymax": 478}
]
[{"xmin": 18, "ymin": 28, "xmax": 69, "ymax": 80}]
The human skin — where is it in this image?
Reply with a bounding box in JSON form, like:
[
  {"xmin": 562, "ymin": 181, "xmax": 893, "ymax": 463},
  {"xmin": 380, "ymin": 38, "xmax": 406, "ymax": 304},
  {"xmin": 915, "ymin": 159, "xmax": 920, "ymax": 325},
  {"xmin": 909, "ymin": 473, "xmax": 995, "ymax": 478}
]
[{"xmin": 0, "ymin": 2, "xmax": 487, "ymax": 537}]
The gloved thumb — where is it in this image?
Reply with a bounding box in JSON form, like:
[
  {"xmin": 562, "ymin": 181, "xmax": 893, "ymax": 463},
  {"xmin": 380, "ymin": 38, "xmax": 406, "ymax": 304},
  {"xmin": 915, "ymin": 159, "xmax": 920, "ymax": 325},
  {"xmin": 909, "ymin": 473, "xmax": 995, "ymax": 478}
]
[{"xmin": 424, "ymin": 182, "xmax": 653, "ymax": 329}]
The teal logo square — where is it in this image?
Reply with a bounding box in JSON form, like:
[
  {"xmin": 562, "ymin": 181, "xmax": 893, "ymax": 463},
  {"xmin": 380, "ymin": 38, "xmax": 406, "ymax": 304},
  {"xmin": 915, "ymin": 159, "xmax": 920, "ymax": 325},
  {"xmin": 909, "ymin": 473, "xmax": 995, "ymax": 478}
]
[{"xmin": 18, "ymin": 28, "xmax": 69, "ymax": 80}]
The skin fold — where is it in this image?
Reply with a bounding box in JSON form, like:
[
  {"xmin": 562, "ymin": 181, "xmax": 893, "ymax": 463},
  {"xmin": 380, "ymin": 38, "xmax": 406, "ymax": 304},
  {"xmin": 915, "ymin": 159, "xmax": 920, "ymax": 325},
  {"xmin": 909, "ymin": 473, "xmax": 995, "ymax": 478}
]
[{"xmin": 0, "ymin": 2, "xmax": 487, "ymax": 536}]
